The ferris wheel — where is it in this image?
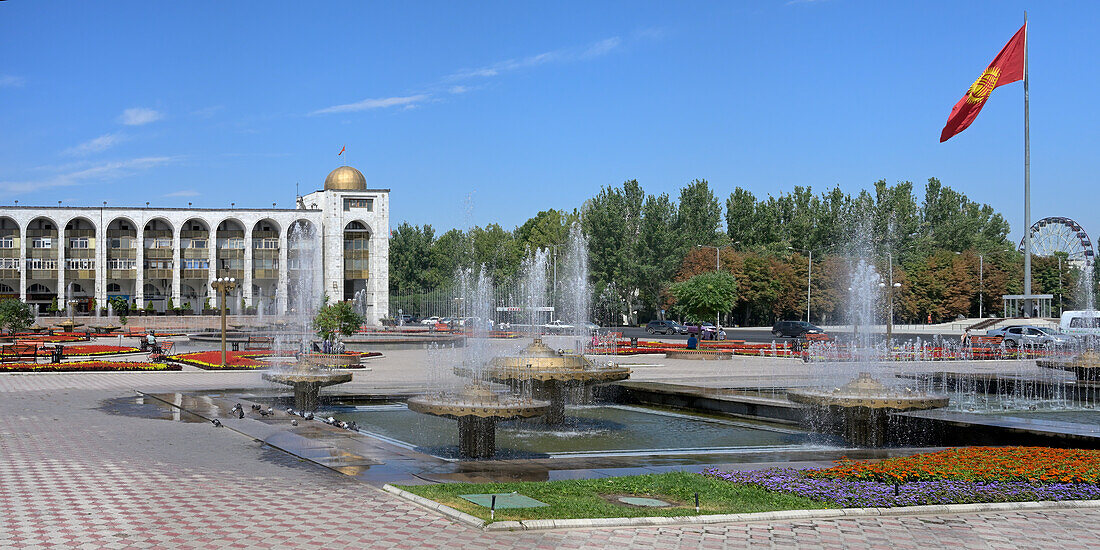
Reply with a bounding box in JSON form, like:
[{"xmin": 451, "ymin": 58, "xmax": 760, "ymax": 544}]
[{"xmin": 1019, "ymin": 216, "xmax": 1095, "ymax": 267}]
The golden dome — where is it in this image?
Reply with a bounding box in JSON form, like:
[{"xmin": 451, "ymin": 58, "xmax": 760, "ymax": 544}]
[{"xmin": 324, "ymin": 166, "xmax": 366, "ymax": 191}]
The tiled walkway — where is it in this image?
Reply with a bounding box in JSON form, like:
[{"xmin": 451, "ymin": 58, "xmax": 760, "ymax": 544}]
[{"xmin": 3, "ymin": 372, "xmax": 1100, "ymax": 548}]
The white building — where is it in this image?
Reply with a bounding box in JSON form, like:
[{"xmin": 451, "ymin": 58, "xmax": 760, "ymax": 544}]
[{"xmin": 1, "ymin": 165, "xmax": 389, "ymax": 324}]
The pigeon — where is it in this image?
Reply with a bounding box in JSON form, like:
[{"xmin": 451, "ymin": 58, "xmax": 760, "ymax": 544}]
[
  {"xmin": 259, "ymin": 410, "xmax": 270, "ymax": 417},
  {"xmin": 304, "ymin": 412, "xmax": 314, "ymax": 420},
  {"xmin": 326, "ymin": 416, "xmax": 335, "ymax": 424},
  {"xmin": 267, "ymin": 407, "xmax": 274, "ymax": 415},
  {"xmin": 349, "ymin": 422, "xmax": 359, "ymax": 431},
  {"xmin": 286, "ymin": 408, "xmax": 294, "ymax": 414},
  {"xmin": 211, "ymin": 419, "xmax": 222, "ymax": 427},
  {"xmin": 238, "ymin": 409, "xmax": 244, "ymax": 419},
  {"xmin": 291, "ymin": 419, "xmax": 299, "ymax": 426}
]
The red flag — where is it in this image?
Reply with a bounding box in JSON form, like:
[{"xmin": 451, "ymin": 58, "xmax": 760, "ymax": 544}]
[
  {"xmin": 940, "ymin": 23, "xmax": 1026, "ymax": 142},
  {"xmin": 338, "ymin": 145, "xmax": 345, "ymax": 156}
]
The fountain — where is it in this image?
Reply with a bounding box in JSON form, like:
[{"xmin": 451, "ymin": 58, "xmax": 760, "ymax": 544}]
[
  {"xmin": 475, "ymin": 337, "xmax": 630, "ymax": 424},
  {"xmin": 406, "ymin": 384, "xmax": 549, "ymax": 458},
  {"xmin": 261, "ymin": 221, "xmax": 356, "ymax": 411},
  {"xmin": 793, "ymin": 249, "xmax": 949, "ymax": 446}
]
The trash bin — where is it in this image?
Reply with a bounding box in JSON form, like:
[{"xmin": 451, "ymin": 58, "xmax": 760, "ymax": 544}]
[
  {"xmin": 231, "ymin": 342, "xmax": 240, "ymax": 351},
  {"xmin": 630, "ymin": 337, "xmax": 638, "ymax": 347},
  {"xmin": 51, "ymin": 345, "xmax": 63, "ymax": 364}
]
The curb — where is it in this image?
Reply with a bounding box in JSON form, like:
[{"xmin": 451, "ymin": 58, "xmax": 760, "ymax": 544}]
[
  {"xmin": 382, "ymin": 485, "xmax": 486, "ymax": 528},
  {"xmin": 380, "ymin": 487, "xmax": 1100, "ymax": 532}
]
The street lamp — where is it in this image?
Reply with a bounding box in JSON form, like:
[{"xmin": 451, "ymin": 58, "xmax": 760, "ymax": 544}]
[
  {"xmin": 697, "ymin": 244, "xmax": 723, "ymax": 329},
  {"xmin": 788, "ymin": 247, "xmax": 814, "ymax": 323},
  {"xmin": 879, "ymin": 280, "xmax": 902, "ymax": 345},
  {"xmin": 211, "ymin": 277, "xmax": 237, "ymax": 367}
]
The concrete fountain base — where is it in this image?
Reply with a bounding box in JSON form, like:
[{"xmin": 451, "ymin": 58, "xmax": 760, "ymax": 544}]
[{"xmin": 262, "ymin": 371, "xmax": 353, "ymax": 411}]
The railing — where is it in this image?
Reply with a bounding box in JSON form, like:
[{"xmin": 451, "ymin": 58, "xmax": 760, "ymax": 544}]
[
  {"xmin": 144, "ymin": 269, "xmax": 173, "ymax": 279},
  {"xmin": 181, "ymin": 269, "xmax": 209, "ymax": 280},
  {"xmin": 344, "ymin": 269, "xmax": 369, "ymax": 279},
  {"xmin": 252, "ymin": 268, "xmax": 279, "ymax": 280},
  {"xmin": 216, "ymin": 269, "xmax": 244, "ymax": 279},
  {"xmin": 65, "ymin": 269, "xmax": 95, "ymax": 279},
  {"xmin": 144, "ymin": 248, "xmax": 173, "ymax": 259},
  {"xmin": 107, "ymin": 269, "xmax": 136, "ymax": 280},
  {"xmin": 182, "ymin": 249, "xmax": 208, "ymax": 259}
]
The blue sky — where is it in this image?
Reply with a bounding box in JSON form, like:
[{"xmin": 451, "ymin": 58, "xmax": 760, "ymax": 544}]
[{"xmin": 2, "ymin": 1, "xmax": 1098, "ymax": 245}]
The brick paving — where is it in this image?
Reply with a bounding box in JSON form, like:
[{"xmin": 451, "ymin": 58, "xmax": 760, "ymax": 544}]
[{"xmin": 3, "ymin": 372, "xmax": 1100, "ymax": 548}]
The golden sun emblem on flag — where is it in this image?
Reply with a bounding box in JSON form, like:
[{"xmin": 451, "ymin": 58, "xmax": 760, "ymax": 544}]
[{"xmin": 966, "ymin": 67, "xmax": 1001, "ymax": 104}]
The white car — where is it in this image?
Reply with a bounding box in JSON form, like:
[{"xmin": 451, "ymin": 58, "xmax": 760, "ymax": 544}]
[{"xmin": 420, "ymin": 316, "xmax": 440, "ymax": 325}]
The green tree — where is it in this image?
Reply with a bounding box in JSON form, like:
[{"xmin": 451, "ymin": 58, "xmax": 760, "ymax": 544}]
[
  {"xmin": 389, "ymin": 222, "xmax": 436, "ymax": 294},
  {"xmin": 312, "ymin": 301, "xmax": 364, "ymax": 341},
  {"xmin": 636, "ymin": 193, "xmax": 679, "ymax": 316},
  {"xmin": 108, "ymin": 296, "xmax": 130, "ymax": 325},
  {"xmin": 0, "ymin": 299, "xmax": 33, "ymax": 333},
  {"xmin": 675, "ymin": 179, "xmax": 722, "ymax": 249},
  {"xmin": 669, "ymin": 271, "xmax": 738, "ymax": 323}
]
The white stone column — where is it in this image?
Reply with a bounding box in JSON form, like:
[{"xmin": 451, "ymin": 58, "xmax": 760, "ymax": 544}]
[
  {"xmin": 135, "ymin": 222, "xmax": 144, "ymax": 309},
  {"xmin": 206, "ymin": 228, "xmax": 216, "ymax": 312},
  {"xmin": 243, "ymin": 226, "xmax": 253, "ymax": 308},
  {"xmin": 277, "ymin": 231, "xmax": 288, "ymax": 315},
  {"xmin": 18, "ymin": 221, "xmax": 26, "ymax": 303},
  {"xmin": 95, "ymin": 221, "xmax": 106, "ymax": 312},
  {"xmin": 172, "ymin": 228, "xmax": 182, "ymax": 308},
  {"xmin": 56, "ymin": 226, "xmax": 66, "ymax": 312}
]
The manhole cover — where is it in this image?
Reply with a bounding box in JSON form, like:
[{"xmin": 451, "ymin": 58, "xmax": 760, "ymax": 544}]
[
  {"xmin": 617, "ymin": 496, "xmax": 672, "ymax": 507},
  {"xmin": 459, "ymin": 493, "xmax": 549, "ymax": 509}
]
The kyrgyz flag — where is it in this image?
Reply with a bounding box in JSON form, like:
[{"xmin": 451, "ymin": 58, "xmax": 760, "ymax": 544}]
[{"xmin": 940, "ymin": 23, "xmax": 1027, "ymax": 142}]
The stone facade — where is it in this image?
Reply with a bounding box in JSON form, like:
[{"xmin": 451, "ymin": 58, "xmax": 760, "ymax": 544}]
[{"xmin": 1, "ymin": 165, "xmax": 389, "ymax": 324}]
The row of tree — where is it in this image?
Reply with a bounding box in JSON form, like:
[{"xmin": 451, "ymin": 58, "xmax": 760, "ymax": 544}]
[{"xmin": 390, "ymin": 177, "xmax": 1090, "ymax": 325}]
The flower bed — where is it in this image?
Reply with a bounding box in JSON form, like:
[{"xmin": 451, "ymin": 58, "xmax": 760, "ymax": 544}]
[
  {"xmin": 14, "ymin": 334, "xmax": 86, "ymax": 343},
  {"xmin": 168, "ymin": 350, "xmax": 278, "ymax": 370},
  {"xmin": 704, "ymin": 447, "xmax": 1100, "ymax": 507},
  {"xmin": 0, "ymin": 361, "xmax": 180, "ymax": 373},
  {"xmin": 809, "ymin": 446, "xmax": 1100, "ymax": 484},
  {"xmin": 167, "ymin": 350, "xmax": 381, "ymax": 370},
  {"xmin": 41, "ymin": 345, "xmax": 140, "ymax": 357}
]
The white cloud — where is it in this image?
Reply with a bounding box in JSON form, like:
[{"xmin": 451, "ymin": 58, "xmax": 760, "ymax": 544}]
[
  {"xmin": 447, "ymin": 36, "xmax": 622, "ymax": 81},
  {"xmin": 0, "ymin": 156, "xmax": 176, "ymax": 194},
  {"xmin": 62, "ymin": 132, "xmax": 125, "ymax": 156},
  {"xmin": 449, "ymin": 85, "xmax": 470, "ymax": 94},
  {"xmin": 311, "ymin": 94, "xmax": 430, "ymax": 115},
  {"xmin": 0, "ymin": 75, "xmax": 25, "ymax": 88},
  {"xmin": 118, "ymin": 107, "xmax": 163, "ymax": 126},
  {"xmin": 581, "ymin": 37, "xmax": 622, "ymax": 58},
  {"xmin": 165, "ymin": 189, "xmax": 199, "ymax": 197}
]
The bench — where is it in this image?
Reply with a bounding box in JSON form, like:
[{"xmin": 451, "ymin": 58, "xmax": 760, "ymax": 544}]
[
  {"xmin": 150, "ymin": 341, "xmax": 174, "ymax": 362},
  {"xmin": 0, "ymin": 343, "xmax": 39, "ymax": 364},
  {"xmin": 245, "ymin": 336, "xmax": 274, "ymax": 350},
  {"xmin": 969, "ymin": 335, "xmax": 1004, "ymax": 347}
]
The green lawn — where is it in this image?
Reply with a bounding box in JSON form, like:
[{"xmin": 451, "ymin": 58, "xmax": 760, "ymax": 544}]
[{"xmin": 397, "ymin": 471, "xmax": 829, "ymax": 522}]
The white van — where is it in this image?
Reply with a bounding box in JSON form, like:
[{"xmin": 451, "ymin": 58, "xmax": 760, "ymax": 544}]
[{"xmin": 1059, "ymin": 310, "xmax": 1100, "ymax": 336}]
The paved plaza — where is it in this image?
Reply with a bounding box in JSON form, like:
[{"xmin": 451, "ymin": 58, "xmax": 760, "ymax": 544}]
[{"xmin": 2, "ymin": 346, "xmax": 1100, "ymax": 548}]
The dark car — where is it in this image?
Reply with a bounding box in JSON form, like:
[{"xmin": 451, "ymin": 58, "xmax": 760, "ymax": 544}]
[
  {"xmin": 772, "ymin": 320, "xmax": 824, "ymax": 338},
  {"xmin": 683, "ymin": 322, "xmax": 725, "ymax": 340},
  {"xmin": 645, "ymin": 320, "xmax": 685, "ymax": 335}
]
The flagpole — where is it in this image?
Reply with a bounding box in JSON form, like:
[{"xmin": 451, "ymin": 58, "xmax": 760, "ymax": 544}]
[{"xmin": 1023, "ymin": 11, "xmax": 1032, "ymax": 317}]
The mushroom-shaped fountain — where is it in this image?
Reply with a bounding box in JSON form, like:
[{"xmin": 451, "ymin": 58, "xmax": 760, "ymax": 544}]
[
  {"xmin": 407, "ymin": 384, "xmax": 550, "ymax": 459},
  {"xmin": 1037, "ymin": 349, "xmax": 1100, "ymax": 381},
  {"xmin": 462, "ymin": 337, "xmax": 631, "ymax": 424},
  {"xmin": 787, "ymin": 372, "xmax": 948, "ymax": 447},
  {"xmin": 262, "ymin": 360, "xmax": 353, "ymax": 411}
]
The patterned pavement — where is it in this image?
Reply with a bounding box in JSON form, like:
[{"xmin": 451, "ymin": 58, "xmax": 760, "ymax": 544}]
[{"xmin": 2, "ymin": 372, "xmax": 1100, "ymax": 548}]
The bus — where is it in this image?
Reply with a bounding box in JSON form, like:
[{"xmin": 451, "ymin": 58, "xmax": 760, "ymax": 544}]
[{"xmin": 1059, "ymin": 310, "xmax": 1100, "ymax": 336}]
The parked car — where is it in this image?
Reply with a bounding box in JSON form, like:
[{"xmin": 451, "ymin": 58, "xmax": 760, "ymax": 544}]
[
  {"xmin": 771, "ymin": 321, "xmax": 825, "ymax": 338},
  {"xmin": 544, "ymin": 320, "xmax": 600, "ymax": 333},
  {"xmin": 420, "ymin": 316, "xmax": 440, "ymax": 325},
  {"xmin": 645, "ymin": 320, "xmax": 685, "ymax": 335},
  {"xmin": 1060, "ymin": 310, "xmax": 1100, "ymax": 337},
  {"xmin": 684, "ymin": 322, "xmax": 725, "ymax": 340},
  {"xmin": 396, "ymin": 314, "xmax": 414, "ymax": 324},
  {"xmin": 987, "ymin": 325, "xmax": 1076, "ymax": 347}
]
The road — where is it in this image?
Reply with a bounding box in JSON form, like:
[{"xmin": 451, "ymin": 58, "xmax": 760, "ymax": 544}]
[{"xmin": 612, "ymin": 326, "xmax": 949, "ymax": 345}]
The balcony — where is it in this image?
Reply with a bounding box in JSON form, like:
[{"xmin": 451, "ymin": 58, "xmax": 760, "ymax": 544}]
[
  {"xmin": 216, "ymin": 269, "xmax": 244, "ymax": 279},
  {"xmin": 109, "ymin": 249, "xmax": 137, "ymax": 259},
  {"xmin": 28, "ymin": 249, "xmax": 56, "ymax": 258},
  {"xmin": 182, "ymin": 248, "xmax": 208, "ymax": 259},
  {"xmin": 0, "ymin": 249, "xmax": 18, "ymax": 258},
  {"xmin": 67, "ymin": 248, "xmax": 95, "ymax": 259},
  {"xmin": 144, "ymin": 269, "xmax": 173, "ymax": 279},
  {"xmin": 27, "ymin": 269, "xmax": 56, "ymax": 280},
  {"xmin": 344, "ymin": 269, "xmax": 369, "ymax": 280},
  {"xmin": 65, "ymin": 269, "xmax": 95, "ymax": 280},
  {"xmin": 181, "ymin": 268, "xmax": 208, "ymax": 280},
  {"xmin": 145, "ymin": 248, "xmax": 173, "ymax": 259},
  {"xmin": 107, "ymin": 269, "xmax": 136, "ymax": 280},
  {"xmin": 217, "ymin": 248, "xmax": 245, "ymax": 259},
  {"xmin": 0, "ymin": 269, "xmax": 17, "ymax": 279},
  {"xmin": 252, "ymin": 268, "xmax": 279, "ymax": 280}
]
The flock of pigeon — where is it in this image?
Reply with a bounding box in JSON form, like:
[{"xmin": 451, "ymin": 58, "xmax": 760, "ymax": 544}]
[{"xmin": 211, "ymin": 403, "xmax": 360, "ymax": 432}]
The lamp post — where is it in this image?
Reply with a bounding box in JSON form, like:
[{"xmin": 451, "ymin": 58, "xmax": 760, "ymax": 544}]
[
  {"xmin": 696, "ymin": 244, "xmax": 722, "ymax": 329},
  {"xmin": 211, "ymin": 277, "xmax": 237, "ymax": 367},
  {"xmin": 788, "ymin": 247, "xmax": 814, "ymax": 323},
  {"xmin": 880, "ymin": 250, "xmax": 902, "ymax": 345}
]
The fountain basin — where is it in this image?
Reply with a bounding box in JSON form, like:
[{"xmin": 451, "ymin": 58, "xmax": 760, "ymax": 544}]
[
  {"xmin": 664, "ymin": 349, "xmax": 733, "ymax": 360},
  {"xmin": 1038, "ymin": 351, "xmax": 1100, "ymax": 381},
  {"xmin": 298, "ymin": 352, "xmax": 362, "ymax": 367},
  {"xmin": 407, "ymin": 385, "xmax": 549, "ymax": 459},
  {"xmin": 787, "ymin": 372, "xmax": 948, "ymax": 447},
  {"xmin": 263, "ymin": 370, "xmax": 353, "ymax": 411}
]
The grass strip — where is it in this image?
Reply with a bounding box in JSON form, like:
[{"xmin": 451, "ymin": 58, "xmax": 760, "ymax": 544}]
[{"xmin": 397, "ymin": 471, "xmax": 828, "ymax": 522}]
